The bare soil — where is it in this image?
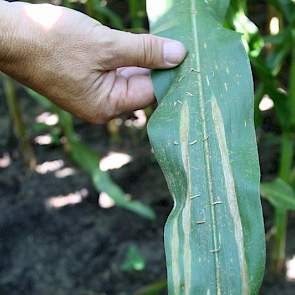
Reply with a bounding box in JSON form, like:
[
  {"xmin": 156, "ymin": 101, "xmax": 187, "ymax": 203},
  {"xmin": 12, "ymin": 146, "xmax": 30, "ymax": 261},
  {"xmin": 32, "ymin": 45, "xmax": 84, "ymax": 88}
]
[{"xmin": 0, "ymin": 88, "xmax": 295, "ymax": 295}]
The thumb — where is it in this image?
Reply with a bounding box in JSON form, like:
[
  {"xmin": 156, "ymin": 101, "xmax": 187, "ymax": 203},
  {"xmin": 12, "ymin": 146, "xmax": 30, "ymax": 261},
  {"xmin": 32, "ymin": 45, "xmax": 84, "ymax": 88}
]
[{"xmin": 102, "ymin": 28, "xmax": 187, "ymax": 69}]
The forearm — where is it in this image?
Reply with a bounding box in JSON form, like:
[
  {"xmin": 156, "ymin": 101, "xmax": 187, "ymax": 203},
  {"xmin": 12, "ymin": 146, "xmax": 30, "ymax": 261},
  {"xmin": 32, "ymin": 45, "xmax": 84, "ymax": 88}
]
[
  {"xmin": 0, "ymin": 1, "xmax": 31, "ymax": 66},
  {"xmin": 0, "ymin": 0, "xmax": 31, "ymax": 80}
]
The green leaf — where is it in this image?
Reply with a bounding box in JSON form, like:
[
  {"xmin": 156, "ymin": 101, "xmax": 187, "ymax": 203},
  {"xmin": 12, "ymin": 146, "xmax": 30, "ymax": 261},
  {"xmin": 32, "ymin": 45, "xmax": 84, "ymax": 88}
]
[
  {"xmin": 92, "ymin": 1, "xmax": 124, "ymax": 30},
  {"xmin": 269, "ymin": 0, "xmax": 295, "ymax": 23},
  {"xmin": 27, "ymin": 89, "xmax": 155, "ymax": 220},
  {"xmin": 147, "ymin": 1, "xmax": 265, "ymax": 294},
  {"xmin": 71, "ymin": 141, "xmax": 156, "ymax": 220},
  {"xmin": 134, "ymin": 278, "xmax": 167, "ymax": 295},
  {"xmin": 121, "ymin": 244, "xmax": 146, "ymax": 272},
  {"xmin": 261, "ymin": 178, "xmax": 295, "ymax": 211}
]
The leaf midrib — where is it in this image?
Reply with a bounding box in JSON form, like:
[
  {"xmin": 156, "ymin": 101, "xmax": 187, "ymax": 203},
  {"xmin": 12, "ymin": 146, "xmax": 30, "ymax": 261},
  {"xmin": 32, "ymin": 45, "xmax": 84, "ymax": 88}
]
[{"xmin": 189, "ymin": 0, "xmax": 221, "ymax": 293}]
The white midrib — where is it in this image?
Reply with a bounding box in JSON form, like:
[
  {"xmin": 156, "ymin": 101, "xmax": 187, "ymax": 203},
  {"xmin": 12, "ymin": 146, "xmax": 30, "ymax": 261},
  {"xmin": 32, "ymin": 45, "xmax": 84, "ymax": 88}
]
[{"xmin": 190, "ymin": 1, "xmax": 221, "ymax": 294}]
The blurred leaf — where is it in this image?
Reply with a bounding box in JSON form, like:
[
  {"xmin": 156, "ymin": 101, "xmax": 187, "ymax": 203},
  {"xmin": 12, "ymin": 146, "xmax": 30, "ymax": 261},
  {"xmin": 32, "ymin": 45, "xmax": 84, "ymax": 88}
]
[
  {"xmin": 91, "ymin": 0, "xmax": 124, "ymax": 29},
  {"xmin": 128, "ymin": 0, "xmax": 146, "ymax": 30},
  {"xmin": 226, "ymin": 0, "xmax": 264, "ymax": 57},
  {"xmin": 261, "ymin": 178, "xmax": 295, "ymax": 210},
  {"xmin": 250, "ymin": 57, "xmax": 291, "ymax": 129},
  {"xmin": 265, "ymin": 29, "xmax": 292, "ymax": 75},
  {"xmin": 71, "ymin": 141, "xmax": 156, "ymax": 219},
  {"xmin": 121, "ymin": 244, "xmax": 146, "ymax": 272},
  {"xmin": 27, "ymin": 89, "xmax": 156, "ymax": 220},
  {"xmin": 254, "ymin": 83, "xmax": 265, "ymax": 128},
  {"xmin": 269, "ymin": 0, "xmax": 295, "ymax": 23},
  {"xmin": 134, "ymin": 279, "xmax": 167, "ymax": 295},
  {"xmin": 32, "ymin": 122, "xmax": 50, "ymax": 133}
]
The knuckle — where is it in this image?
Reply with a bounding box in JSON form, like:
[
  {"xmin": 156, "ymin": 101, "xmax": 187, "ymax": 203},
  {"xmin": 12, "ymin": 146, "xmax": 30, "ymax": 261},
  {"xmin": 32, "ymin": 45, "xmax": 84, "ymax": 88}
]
[{"xmin": 140, "ymin": 34, "xmax": 157, "ymax": 67}]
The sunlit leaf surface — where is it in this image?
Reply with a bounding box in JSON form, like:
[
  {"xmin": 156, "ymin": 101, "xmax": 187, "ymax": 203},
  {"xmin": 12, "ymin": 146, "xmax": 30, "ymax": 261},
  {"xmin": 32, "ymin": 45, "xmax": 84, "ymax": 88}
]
[{"xmin": 147, "ymin": 1, "xmax": 265, "ymax": 294}]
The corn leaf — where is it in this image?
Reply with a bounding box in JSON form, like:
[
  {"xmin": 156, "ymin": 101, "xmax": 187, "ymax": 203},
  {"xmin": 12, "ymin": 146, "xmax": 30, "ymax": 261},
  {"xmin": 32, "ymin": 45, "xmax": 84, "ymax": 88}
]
[
  {"xmin": 261, "ymin": 178, "xmax": 295, "ymax": 211},
  {"xmin": 147, "ymin": 1, "xmax": 265, "ymax": 294},
  {"xmin": 28, "ymin": 89, "xmax": 155, "ymax": 220}
]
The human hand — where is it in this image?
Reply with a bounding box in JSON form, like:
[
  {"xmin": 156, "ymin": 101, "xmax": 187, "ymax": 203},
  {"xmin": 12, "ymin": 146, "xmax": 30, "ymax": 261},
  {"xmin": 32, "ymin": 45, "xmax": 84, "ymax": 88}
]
[{"xmin": 0, "ymin": 2, "xmax": 186, "ymax": 123}]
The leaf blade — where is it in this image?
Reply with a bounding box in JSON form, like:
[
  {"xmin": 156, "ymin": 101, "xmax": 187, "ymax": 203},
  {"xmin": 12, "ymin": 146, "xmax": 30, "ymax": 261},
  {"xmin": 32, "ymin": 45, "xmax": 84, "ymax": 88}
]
[
  {"xmin": 147, "ymin": 1, "xmax": 265, "ymax": 294},
  {"xmin": 261, "ymin": 178, "xmax": 295, "ymax": 211}
]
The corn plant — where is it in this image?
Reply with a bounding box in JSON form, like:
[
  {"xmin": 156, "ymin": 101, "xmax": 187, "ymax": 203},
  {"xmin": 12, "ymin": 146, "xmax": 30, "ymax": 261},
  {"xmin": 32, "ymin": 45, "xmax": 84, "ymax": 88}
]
[
  {"xmin": 227, "ymin": 0, "xmax": 295, "ymax": 276},
  {"xmin": 128, "ymin": 0, "xmax": 146, "ymax": 31},
  {"xmin": 2, "ymin": 76, "xmax": 36, "ymax": 170},
  {"xmin": 249, "ymin": 0, "xmax": 295, "ymax": 275},
  {"xmin": 28, "ymin": 89, "xmax": 155, "ymax": 220},
  {"xmin": 83, "ymin": 0, "xmax": 124, "ymax": 29},
  {"xmin": 147, "ymin": 0, "xmax": 265, "ymax": 294}
]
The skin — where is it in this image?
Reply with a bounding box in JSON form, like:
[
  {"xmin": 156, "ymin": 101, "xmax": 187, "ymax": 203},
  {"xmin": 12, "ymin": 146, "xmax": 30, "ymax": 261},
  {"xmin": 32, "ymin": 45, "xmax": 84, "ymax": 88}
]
[{"xmin": 0, "ymin": 1, "xmax": 186, "ymax": 123}]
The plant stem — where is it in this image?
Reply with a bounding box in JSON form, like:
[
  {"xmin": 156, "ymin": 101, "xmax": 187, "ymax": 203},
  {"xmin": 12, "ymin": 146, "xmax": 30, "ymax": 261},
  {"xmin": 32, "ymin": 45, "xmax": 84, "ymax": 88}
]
[
  {"xmin": 85, "ymin": 0, "xmax": 95, "ymax": 17},
  {"xmin": 85, "ymin": 0, "xmax": 105, "ymax": 23},
  {"xmin": 134, "ymin": 278, "xmax": 167, "ymax": 295},
  {"xmin": 279, "ymin": 132, "xmax": 294, "ymax": 181},
  {"xmin": 271, "ymin": 28, "xmax": 295, "ymax": 275},
  {"xmin": 289, "ymin": 44, "xmax": 295, "ymax": 127},
  {"xmin": 128, "ymin": 0, "xmax": 144, "ymax": 30},
  {"xmin": 3, "ymin": 77, "xmax": 36, "ymax": 170},
  {"xmin": 271, "ymin": 208, "xmax": 288, "ymax": 273},
  {"xmin": 271, "ymin": 132, "xmax": 293, "ymax": 274}
]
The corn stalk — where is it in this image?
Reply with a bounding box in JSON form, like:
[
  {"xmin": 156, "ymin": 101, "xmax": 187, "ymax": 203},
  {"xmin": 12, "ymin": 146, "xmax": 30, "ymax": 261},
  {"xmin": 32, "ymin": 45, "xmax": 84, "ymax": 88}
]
[
  {"xmin": 270, "ymin": 35, "xmax": 295, "ymax": 274},
  {"xmin": 3, "ymin": 76, "xmax": 36, "ymax": 170},
  {"xmin": 147, "ymin": 0, "xmax": 265, "ymax": 294}
]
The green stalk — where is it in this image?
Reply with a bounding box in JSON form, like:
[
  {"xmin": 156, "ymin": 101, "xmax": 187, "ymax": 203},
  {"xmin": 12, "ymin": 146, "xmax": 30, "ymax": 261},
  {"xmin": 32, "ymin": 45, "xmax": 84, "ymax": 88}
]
[
  {"xmin": 271, "ymin": 35, "xmax": 295, "ymax": 274},
  {"xmin": 3, "ymin": 77, "xmax": 36, "ymax": 170},
  {"xmin": 128, "ymin": 0, "xmax": 144, "ymax": 30},
  {"xmin": 271, "ymin": 208, "xmax": 288, "ymax": 273},
  {"xmin": 271, "ymin": 132, "xmax": 293, "ymax": 274},
  {"xmin": 279, "ymin": 132, "xmax": 294, "ymax": 182},
  {"xmin": 289, "ymin": 43, "xmax": 295, "ymax": 127},
  {"xmin": 86, "ymin": 0, "xmax": 124, "ymax": 29},
  {"xmin": 85, "ymin": 0, "xmax": 105, "ymax": 23},
  {"xmin": 134, "ymin": 278, "xmax": 167, "ymax": 295},
  {"xmin": 85, "ymin": 0, "xmax": 95, "ymax": 18}
]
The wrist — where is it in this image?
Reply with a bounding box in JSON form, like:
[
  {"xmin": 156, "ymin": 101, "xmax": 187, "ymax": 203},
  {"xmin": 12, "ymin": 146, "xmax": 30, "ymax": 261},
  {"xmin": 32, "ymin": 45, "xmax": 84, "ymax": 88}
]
[
  {"xmin": 0, "ymin": 1, "xmax": 39, "ymax": 67},
  {"xmin": 0, "ymin": 1, "xmax": 42, "ymax": 85},
  {"xmin": 0, "ymin": 1, "xmax": 17, "ymax": 63}
]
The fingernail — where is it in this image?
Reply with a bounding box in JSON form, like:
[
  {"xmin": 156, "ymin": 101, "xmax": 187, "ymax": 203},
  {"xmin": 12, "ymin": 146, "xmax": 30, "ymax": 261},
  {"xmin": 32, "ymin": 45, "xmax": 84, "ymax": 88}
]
[{"xmin": 163, "ymin": 41, "xmax": 186, "ymax": 66}]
